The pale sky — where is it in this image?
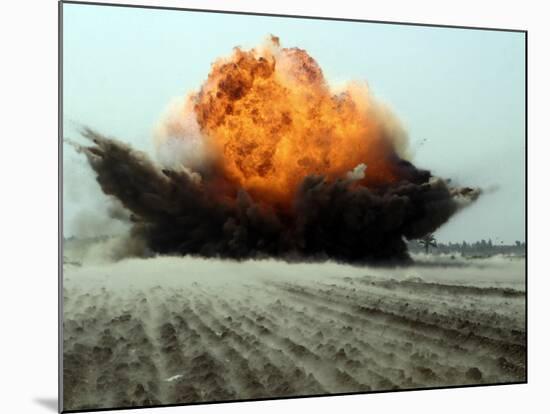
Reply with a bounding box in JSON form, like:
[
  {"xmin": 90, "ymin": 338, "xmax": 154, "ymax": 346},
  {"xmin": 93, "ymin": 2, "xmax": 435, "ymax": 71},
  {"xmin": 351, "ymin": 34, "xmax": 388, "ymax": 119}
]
[{"xmin": 62, "ymin": 2, "xmax": 526, "ymax": 244}]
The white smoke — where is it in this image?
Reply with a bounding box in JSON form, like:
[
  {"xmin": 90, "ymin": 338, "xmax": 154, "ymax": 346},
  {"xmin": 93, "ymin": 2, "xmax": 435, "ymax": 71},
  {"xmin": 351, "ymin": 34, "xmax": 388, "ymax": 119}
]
[
  {"xmin": 346, "ymin": 163, "xmax": 367, "ymax": 181},
  {"xmin": 154, "ymin": 96, "xmax": 209, "ymax": 171}
]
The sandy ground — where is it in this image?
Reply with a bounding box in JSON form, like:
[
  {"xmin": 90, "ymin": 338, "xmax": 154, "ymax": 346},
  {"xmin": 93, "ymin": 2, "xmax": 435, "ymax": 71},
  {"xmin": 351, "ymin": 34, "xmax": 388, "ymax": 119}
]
[{"xmin": 62, "ymin": 252, "xmax": 526, "ymax": 411}]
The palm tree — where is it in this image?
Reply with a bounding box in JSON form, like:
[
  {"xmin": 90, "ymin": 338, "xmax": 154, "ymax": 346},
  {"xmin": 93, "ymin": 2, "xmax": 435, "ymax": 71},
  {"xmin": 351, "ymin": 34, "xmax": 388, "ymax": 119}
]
[{"xmin": 419, "ymin": 233, "xmax": 437, "ymax": 254}]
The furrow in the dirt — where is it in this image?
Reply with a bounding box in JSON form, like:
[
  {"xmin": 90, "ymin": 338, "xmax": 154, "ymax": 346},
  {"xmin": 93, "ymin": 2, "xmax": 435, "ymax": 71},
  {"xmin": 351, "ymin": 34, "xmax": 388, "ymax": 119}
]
[
  {"xmin": 270, "ymin": 281, "xmax": 525, "ymax": 366},
  {"xmin": 266, "ymin": 281, "xmax": 525, "ymax": 383},
  {"xmin": 192, "ymin": 290, "xmax": 295, "ymax": 394},
  {"xmin": 104, "ymin": 294, "xmax": 162, "ymax": 409},
  {"xmin": 211, "ymin": 296, "xmax": 328, "ymax": 396},
  {"xmin": 250, "ymin": 290, "xmax": 421, "ymax": 389},
  {"xmin": 211, "ymin": 295, "xmax": 334, "ymax": 394},
  {"xmin": 353, "ymin": 275, "xmax": 524, "ymax": 297},
  {"xmin": 190, "ymin": 296, "xmax": 270, "ymax": 399},
  {"xmin": 256, "ymin": 283, "xmax": 464, "ymax": 388},
  {"xmin": 319, "ymin": 277, "xmax": 525, "ymax": 333},
  {"xmin": 63, "ymin": 286, "xmax": 118, "ymax": 409},
  {"xmin": 168, "ymin": 296, "xmax": 239, "ymax": 402},
  {"xmin": 242, "ymin": 280, "xmax": 496, "ymax": 389},
  {"xmin": 241, "ymin": 302, "xmax": 383, "ymax": 390},
  {"xmin": 251, "ymin": 298, "xmax": 406, "ymax": 390},
  {"xmin": 192, "ymin": 300, "xmax": 300, "ymax": 398},
  {"xmin": 316, "ymin": 278, "xmax": 525, "ymax": 343},
  {"xmin": 222, "ymin": 292, "xmax": 374, "ymax": 394},
  {"xmin": 144, "ymin": 288, "xmax": 204, "ymax": 405}
]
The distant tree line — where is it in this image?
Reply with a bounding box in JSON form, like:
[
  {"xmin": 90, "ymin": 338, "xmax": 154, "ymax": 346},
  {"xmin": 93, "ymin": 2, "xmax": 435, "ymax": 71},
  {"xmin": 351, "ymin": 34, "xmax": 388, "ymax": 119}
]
[{"xmin": 407, "ymin": 236, "xmax": 526, "ymax": 257}]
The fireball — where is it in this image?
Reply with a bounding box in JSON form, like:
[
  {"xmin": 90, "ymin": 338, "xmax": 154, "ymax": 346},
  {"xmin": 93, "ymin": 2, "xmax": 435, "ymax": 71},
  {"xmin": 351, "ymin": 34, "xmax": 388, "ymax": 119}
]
[{"xmin": 156, "ymin": 36, "xmax": 411, "ymax": 207}]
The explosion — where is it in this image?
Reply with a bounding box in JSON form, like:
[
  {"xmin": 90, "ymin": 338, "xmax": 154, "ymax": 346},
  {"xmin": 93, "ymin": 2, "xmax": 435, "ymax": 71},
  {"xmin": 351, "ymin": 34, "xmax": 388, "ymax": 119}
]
[
  {"xmin": 73, "ymin": 36, "xmax": 480, "ymax": 263},
  {"xmin": 157, "ymin": 36, "xmax": 414, "ymax": 207}
]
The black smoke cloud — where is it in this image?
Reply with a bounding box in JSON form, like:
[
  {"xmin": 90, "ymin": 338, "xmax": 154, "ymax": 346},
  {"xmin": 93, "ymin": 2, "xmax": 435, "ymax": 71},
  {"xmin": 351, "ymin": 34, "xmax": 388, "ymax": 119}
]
[{"xmin": 72, "ymin": 128, "xmax": 479, "ymax": 264}]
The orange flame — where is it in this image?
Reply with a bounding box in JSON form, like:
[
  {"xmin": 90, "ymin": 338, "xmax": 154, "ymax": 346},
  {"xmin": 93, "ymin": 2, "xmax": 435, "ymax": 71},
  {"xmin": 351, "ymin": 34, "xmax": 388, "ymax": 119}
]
[{"xmin": 159, "ymin": 36, "xmax": 410, "ymax": 207}]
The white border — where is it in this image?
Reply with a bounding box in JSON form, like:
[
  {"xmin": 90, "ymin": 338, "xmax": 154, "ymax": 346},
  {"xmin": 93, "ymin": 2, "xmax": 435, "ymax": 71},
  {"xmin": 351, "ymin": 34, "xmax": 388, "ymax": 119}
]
[{"xmin": 2, "ymin": 1, "xmax": 547, "ymax": 413}]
